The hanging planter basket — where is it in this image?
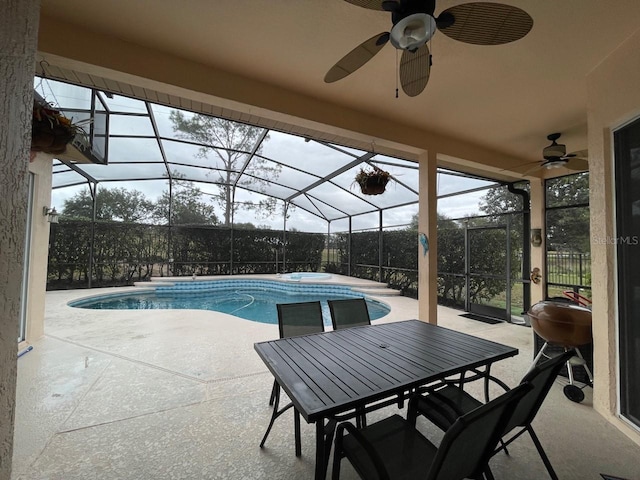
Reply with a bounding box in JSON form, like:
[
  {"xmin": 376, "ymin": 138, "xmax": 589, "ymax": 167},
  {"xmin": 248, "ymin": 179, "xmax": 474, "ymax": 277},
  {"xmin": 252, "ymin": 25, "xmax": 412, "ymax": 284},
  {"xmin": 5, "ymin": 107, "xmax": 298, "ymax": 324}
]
[
  {"xmin": 355, "ymin": 167, "xmax": 391, "ymax": 195},
  {"xmin": 31, "ymin": 100, "xmax": 82, "ymax": 155}
]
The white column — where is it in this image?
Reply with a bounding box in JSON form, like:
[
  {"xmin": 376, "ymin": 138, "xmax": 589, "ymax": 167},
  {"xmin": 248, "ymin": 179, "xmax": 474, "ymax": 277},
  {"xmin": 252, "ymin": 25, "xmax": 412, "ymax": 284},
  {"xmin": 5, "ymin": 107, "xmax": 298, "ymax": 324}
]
[
  {"xmin": 529, "ymin": 178, "xmax": 546, "ymax": 304},
  {"xmin": 418, "ymin": 150, "xmax": 438, "ymax": 324},
  {"xmin": 0, "ymin": 1, "xmax": 40, "ymax": 478}
]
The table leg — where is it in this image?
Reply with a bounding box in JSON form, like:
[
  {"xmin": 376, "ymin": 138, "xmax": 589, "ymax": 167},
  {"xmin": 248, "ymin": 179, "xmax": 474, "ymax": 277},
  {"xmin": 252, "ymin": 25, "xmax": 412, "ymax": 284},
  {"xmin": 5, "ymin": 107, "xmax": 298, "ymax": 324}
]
[
  {"xmin": 295, "ymin": 410, "xmax": 301, "ymax": 457},
  {"xmin": 314, "ymin": 418, "xmax": 337, "ymax": 480},
  {"xmin": 484, "ymin": 364, "xmax": 492, "ymax": 403}
]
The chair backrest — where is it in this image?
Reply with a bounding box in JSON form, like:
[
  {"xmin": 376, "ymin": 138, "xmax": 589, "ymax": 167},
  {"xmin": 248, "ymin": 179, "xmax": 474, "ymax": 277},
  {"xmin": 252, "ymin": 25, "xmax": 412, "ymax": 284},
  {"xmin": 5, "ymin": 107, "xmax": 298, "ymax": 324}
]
[
  {"xmin": 276, "ymin": 301, "xmax": 325, "ymax": 338},
  {"xmin": 426, "ymin": 383, "xmax": 531, "ymax": 480},
  {"xmin": 505, "ymin": 349, "xmax": 575, "ymax": 431},
  {"xmin": 327, "ymin": 298, "xmax": 371, "ymax": 330}
]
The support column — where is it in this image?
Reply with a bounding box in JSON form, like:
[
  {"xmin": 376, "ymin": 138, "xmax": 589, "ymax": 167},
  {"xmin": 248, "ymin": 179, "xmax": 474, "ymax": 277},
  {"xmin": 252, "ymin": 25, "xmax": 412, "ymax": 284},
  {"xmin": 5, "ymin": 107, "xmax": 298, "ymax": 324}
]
[
  {"xmin": 418, "ymin": 150, "xmax": 438, "ymax": 324},
  {"xmin": 529, "ymin": 179, "xmax": 546, "ymax": 304},
  {"xmin": 0, "ymin": 1, "xmax": 40, "ymax": 478}
]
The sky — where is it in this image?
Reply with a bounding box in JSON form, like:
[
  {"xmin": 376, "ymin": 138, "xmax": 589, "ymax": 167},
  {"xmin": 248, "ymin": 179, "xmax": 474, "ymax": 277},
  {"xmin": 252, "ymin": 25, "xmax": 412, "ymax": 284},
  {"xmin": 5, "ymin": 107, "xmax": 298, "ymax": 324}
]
[
  {"xmin": 50, "ymin": 173, "xmax": 492, "ymax": 231},
  {"xmin": 42, "ymin": 78, "xmax": 497, "ymax": 232}
]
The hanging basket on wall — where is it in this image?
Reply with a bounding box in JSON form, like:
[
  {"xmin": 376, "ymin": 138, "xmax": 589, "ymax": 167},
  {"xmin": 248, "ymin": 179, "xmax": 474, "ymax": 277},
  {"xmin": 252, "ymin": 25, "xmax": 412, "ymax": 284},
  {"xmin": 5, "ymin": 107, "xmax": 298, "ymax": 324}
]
[{"xmin": 355, "ymin": 166, "xmax": 391, "ymax": 195}]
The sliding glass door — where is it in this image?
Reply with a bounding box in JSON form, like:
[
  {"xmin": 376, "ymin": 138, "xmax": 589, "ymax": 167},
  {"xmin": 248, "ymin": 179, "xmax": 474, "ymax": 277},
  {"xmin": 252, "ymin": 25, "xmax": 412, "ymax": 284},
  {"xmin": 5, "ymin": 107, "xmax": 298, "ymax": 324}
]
[{"xmin": 614, "ymin": 117, "xmax": 640, "ymax": 429}]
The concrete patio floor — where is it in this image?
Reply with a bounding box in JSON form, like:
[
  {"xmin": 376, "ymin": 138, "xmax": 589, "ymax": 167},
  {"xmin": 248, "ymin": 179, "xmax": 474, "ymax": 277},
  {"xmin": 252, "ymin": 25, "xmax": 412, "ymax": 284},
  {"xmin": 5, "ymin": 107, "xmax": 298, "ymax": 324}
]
[{"xmin": 11, "ymin": 276, "xmax": 640, "ymax": 479}]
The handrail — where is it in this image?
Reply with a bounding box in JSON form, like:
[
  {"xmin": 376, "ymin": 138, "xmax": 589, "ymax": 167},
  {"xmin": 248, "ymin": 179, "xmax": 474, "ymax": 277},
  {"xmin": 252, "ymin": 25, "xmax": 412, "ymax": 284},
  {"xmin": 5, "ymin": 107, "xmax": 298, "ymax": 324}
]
[{"xmin": 562, "ymin": 290, "xmax": 592, "ymax": 306}]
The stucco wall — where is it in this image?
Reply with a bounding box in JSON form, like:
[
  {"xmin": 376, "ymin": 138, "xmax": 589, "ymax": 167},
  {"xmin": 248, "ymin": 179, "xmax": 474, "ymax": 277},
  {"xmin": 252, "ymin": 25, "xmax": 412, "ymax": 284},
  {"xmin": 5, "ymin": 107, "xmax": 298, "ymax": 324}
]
[
  {"xmin": 587, "ymin": 26, "xmax": 640, "ymax": 445},
  {"xmin": 0, "ymin": 1, "xmax": 40, "ymax": 478}
]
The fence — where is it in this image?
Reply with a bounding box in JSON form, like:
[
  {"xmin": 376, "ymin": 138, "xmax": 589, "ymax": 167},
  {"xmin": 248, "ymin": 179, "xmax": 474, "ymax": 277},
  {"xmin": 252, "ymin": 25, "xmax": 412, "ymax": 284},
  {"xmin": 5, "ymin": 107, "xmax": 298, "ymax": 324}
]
[{"xmin": 546, "ymin": 251, "xmax": 591, "ymax": 287}]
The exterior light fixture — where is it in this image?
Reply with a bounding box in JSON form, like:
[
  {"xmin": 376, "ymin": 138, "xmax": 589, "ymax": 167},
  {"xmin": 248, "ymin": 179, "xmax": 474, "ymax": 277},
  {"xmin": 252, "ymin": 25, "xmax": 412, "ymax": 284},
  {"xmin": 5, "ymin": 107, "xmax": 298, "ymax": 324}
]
[
  {"xmin": 43, "ymin": 206, "xmax": 59, "ymax": 224},
  {"xmin": 531, "ymin": 228, "xmax": 542, "ymax": 247},
  {"xmin": 389, "ymin": 13, "xmax": 436, "ymax": 52}
]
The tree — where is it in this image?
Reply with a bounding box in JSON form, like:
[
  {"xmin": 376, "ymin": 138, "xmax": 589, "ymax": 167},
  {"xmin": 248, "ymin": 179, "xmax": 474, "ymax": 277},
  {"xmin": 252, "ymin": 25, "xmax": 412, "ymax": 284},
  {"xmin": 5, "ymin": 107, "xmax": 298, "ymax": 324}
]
[
  {"xmin": 152, "ymin": 181, "xmax": 219, "ymax": 225},
  {"xmin": 170, "ymin": 111, "xmax": 282, "ymax": 226},
  {"xmin": 545, "ymin": 173, "xmax": 590, "ymax": 252},
  {"xmin": 407, "ymin": 209, "xmax": 522, "ymax": 305},
  {"xmin": 478, "ymin": 181, "xmax": 528, "ymax": 217},
  {"xmin": 478, "ymin": 183, "xmax": 527, "ymax": 253},
  {"xmin": 62, "ymin": 187, "xmax": 154, "ymax": 222},
  {"xmin": 478, "ymin": 174, "xmax": 590, "ymax": 253}
]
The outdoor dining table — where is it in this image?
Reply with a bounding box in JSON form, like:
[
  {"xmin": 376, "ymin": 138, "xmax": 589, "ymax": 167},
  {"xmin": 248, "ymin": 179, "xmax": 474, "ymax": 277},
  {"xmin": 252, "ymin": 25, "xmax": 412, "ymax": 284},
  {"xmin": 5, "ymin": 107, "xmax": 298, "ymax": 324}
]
[{"xmin": 254, "ymin": 319, "xmax": 519, "ymax": 480}]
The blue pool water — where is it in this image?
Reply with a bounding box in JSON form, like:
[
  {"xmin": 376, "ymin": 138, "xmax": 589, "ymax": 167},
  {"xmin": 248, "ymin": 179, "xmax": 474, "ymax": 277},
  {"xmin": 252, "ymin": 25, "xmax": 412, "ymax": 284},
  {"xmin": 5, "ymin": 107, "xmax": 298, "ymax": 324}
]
[{"xmin": 70, "ymin": 280, "xmax": 390, "ymax": 326}]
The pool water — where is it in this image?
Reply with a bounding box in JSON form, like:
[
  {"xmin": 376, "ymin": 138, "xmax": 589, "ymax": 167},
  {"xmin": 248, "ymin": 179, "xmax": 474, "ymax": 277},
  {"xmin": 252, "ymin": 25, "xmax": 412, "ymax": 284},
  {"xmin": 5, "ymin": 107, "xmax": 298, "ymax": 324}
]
[{"xmin": 72, "ymin": 288, "xmax": 389, "ymax": 326}]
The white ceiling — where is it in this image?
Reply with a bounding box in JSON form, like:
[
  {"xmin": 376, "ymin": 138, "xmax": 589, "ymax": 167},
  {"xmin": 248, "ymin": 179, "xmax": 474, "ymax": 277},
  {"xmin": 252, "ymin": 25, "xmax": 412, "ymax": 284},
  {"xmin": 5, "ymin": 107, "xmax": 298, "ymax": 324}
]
[{"xmin": 39, "ymin": 0, "xmax": 640, "ymax": 174}]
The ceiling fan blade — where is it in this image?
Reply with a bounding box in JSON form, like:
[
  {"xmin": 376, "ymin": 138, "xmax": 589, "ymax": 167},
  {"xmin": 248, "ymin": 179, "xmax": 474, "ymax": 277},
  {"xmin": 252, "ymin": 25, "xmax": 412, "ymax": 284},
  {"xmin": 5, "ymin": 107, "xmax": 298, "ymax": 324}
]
[
  {"xmin": 520, "ymin": 163, "xmax": 545, "ymax": 176},
  {"xmin": 400, "ymin": 43, "xmax": 431, "ymax": 97},
  {"xmin": 565, "ymin": 157, "xmax": 589, "ymax": 171},
  {"xmin": 568, "ymin": 149, "xmax": 588, "ymax": 160},
  {"xmin": 325, "ymin": 32, "xmax": 389, "ymax": 83},
  {"xmin": 500, "ymin": 160, "xmax": 539, "ymax": 173},
  {"xmin": 437, "ymin": 2, "xmax": 533, "ymax": 45},
  {"xmin": 342, "ymin": 0, "xmax": 390, "ymax": 11}
]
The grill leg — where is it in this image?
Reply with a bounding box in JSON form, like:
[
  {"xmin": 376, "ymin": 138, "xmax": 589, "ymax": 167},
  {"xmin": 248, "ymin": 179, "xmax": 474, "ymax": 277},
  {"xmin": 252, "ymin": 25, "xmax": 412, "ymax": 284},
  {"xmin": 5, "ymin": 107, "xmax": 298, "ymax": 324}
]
[
  {"xmin": 574, "ymin": 347, "xmax": 594, "ymax": 385},
  {"xmin": 563, "ymin": 347, "xmax": 587, "ymax": 402},
  {"xmin": 566, "ymin": 354, "xmax": 576, "ymax": 386}
]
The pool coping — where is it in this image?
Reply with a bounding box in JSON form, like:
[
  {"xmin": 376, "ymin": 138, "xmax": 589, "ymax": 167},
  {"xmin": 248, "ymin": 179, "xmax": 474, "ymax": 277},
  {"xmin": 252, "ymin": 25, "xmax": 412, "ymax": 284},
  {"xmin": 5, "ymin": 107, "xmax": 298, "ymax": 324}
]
[{"xmin": 141, "ymin": 273, "xmax": 389, "ymax": 288}]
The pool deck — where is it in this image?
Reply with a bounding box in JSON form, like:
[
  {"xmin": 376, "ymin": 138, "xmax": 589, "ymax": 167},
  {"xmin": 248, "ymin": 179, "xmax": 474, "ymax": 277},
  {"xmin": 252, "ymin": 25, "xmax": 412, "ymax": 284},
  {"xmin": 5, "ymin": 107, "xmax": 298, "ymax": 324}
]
[{"xmin": 11, "ymin": 275, "xmax": 640, "ymax": 479}]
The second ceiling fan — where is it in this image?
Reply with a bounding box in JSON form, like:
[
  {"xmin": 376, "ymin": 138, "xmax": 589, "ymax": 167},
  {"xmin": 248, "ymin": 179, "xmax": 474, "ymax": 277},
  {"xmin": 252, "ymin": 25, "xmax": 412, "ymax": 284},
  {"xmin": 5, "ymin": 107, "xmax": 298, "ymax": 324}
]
[
  {"xmin": 508, "ymin": 133, "xmax": 589, "ymax": 176},
  {"xmin": 325, "ymin": 0, "xmax": 533, "ymax": 97}
]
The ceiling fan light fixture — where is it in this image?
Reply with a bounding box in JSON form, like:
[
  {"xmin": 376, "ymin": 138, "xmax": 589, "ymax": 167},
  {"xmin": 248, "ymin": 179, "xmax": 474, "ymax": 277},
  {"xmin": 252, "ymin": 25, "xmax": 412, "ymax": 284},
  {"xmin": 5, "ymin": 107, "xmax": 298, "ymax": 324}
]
[
  {"xmin": 390, "ymin": 13, "xmax": 436, "ymax": 51},
  {"xmin": 544, "ymin": 159, "xmax": 567, "ymax": 169}
]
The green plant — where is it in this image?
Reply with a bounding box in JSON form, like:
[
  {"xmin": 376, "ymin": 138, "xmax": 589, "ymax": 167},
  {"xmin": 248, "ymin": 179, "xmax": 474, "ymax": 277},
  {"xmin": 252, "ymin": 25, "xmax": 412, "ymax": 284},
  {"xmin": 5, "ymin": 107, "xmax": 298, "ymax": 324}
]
[{"xmin": 323, "ymin": 262, "xmax": 342, "ymax": 274}]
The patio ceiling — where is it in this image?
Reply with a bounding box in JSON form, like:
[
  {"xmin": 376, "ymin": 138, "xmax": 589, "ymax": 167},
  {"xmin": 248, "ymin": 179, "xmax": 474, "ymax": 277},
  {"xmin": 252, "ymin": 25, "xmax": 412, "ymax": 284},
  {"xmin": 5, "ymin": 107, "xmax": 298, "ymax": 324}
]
[{"xmin": 37, "ymin": 0, "xmax": 640, "ymax": 179}]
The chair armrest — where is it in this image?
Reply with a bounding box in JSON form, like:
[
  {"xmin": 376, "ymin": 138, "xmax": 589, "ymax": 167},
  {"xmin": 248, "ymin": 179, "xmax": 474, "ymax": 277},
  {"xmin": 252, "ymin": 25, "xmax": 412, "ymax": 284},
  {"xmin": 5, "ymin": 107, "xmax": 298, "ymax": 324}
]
[{"xmin": 334, "ymin": 422, "xmax": 391, "ymax": 480}]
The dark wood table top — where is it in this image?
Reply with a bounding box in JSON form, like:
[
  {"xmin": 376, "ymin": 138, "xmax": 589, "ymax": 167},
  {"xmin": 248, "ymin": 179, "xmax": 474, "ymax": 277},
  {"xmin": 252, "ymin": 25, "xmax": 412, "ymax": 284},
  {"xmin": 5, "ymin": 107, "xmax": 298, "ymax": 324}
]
[{"xmin": 254, "ymin": 319, "xmax": 518, "ymax": 422}]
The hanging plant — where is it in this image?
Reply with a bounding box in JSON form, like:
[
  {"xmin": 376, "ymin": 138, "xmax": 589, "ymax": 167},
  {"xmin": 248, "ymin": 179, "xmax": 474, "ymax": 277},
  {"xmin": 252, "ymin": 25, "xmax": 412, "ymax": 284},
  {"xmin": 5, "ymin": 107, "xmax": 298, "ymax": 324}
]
[
  {"xmin": 355, "ymin": 166, "xmax": 391, "ymax": 195},
  {"xmin": 31, "ymin": 100, "xmax": 86, "ymax": 155}
]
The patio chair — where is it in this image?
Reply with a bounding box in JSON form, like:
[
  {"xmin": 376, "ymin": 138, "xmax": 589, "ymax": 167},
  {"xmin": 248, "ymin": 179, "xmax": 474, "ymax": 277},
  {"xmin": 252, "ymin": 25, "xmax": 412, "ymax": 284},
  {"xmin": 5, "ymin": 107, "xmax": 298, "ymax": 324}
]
[
  {"xmin": 328, "ymin": 298, "xmax": 371, "ymax": 330},
  {"xmin": 260, "ymin": 301, "xmax": 325, "ymax": 457},
  {"xmin": 413, "ymin": 349, "xmax": 576, "ymax": 480},
  {"xmin": 327, "ymin": 297, "xmax": 372, "ymax": 427},
  {"xmin": 332, "ymin": 382, "xmax": 532, "ymax": 480}
]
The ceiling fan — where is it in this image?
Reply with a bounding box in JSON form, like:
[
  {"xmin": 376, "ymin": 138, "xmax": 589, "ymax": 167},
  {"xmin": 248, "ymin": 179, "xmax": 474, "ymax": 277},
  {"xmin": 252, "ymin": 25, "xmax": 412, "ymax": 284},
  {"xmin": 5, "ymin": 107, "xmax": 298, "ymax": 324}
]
[
  {"xmin": 514, "ymin": 133, "xmax": 589, "ymax": 175},
  {"xmin": 325, "ymin": 0, "xmax": 534, "ymax": 97}
]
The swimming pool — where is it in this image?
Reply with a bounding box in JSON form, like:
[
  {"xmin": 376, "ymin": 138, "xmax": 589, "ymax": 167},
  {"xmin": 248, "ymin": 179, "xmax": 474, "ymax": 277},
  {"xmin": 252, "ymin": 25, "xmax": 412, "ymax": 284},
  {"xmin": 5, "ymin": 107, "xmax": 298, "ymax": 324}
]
[{"xmin": 69, "ymin": 279, "xmax": 390, "ymax": 326}]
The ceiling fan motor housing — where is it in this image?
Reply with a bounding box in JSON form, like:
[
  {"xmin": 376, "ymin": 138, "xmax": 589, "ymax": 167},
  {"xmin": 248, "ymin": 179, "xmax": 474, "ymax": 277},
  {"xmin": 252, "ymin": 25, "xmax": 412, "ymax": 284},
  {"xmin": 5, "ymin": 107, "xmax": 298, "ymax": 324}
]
[
  {"xmin": 543, "ymin": 143, "xmax": 566, "ymax": 159},
  {"xmin": 389, "ymin": 0, "xmax": 436, "ymax": 21}
]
